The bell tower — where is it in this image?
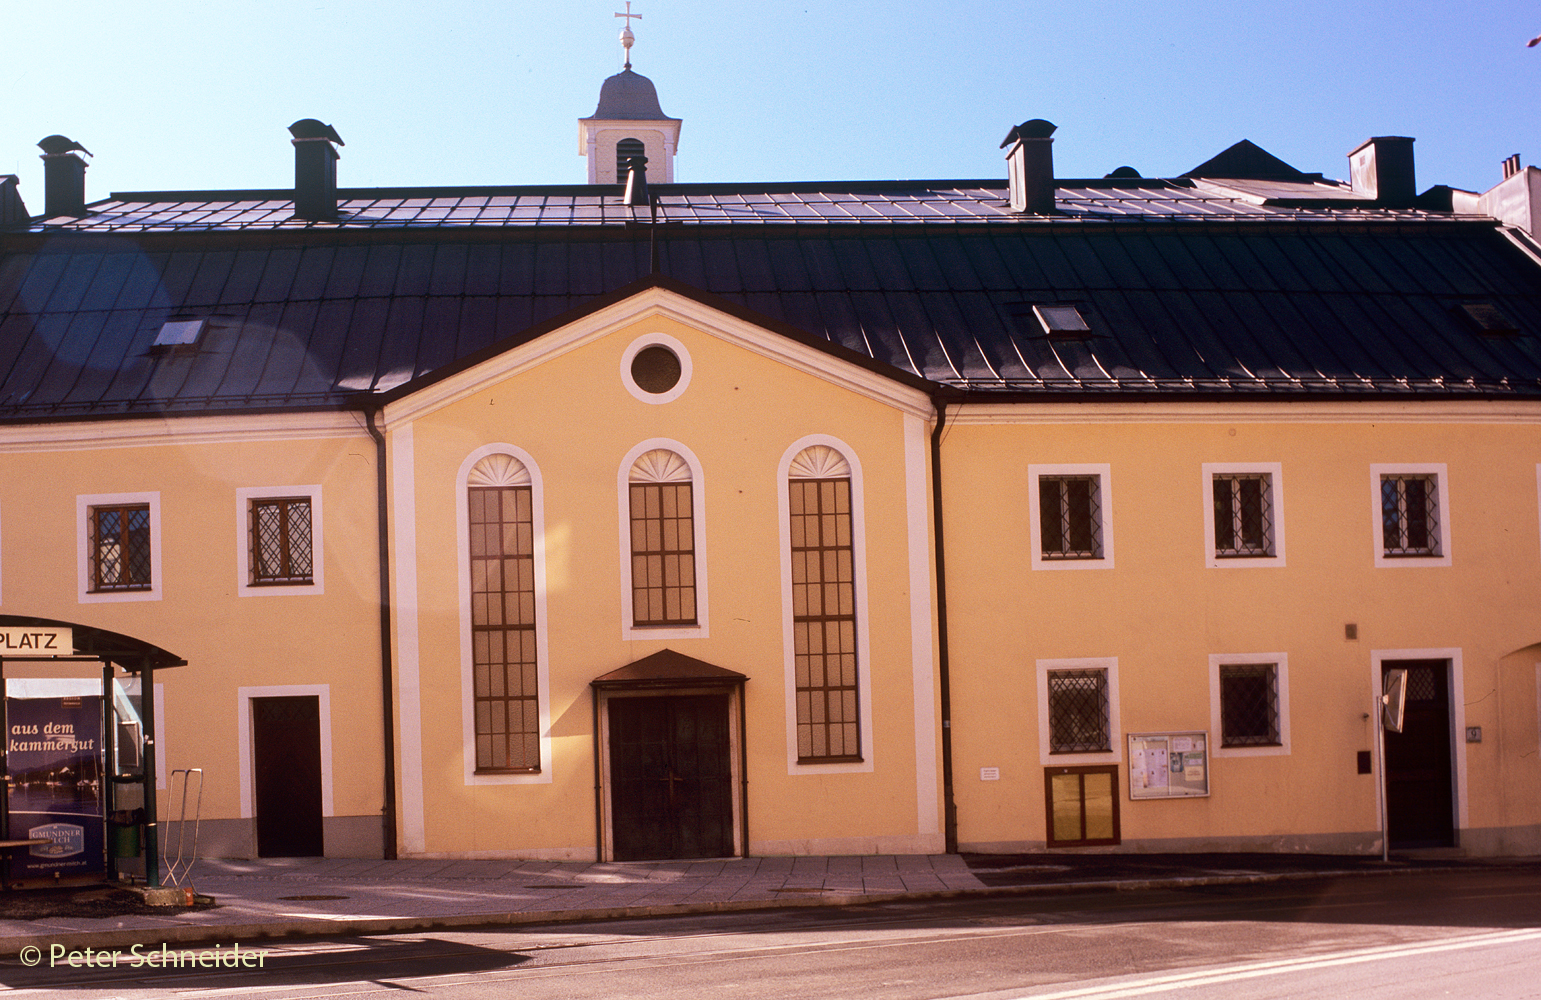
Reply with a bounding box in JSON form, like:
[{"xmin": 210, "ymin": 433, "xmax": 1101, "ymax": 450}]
[{"xmin": 579, "ymin": 3, "xmax": 681, "ymax": 184}]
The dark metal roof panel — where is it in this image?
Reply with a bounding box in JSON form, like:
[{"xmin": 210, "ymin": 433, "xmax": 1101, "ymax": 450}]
[{"xmin": 4, "ymin": 218, "xmax": 1541, "ymax": 415}]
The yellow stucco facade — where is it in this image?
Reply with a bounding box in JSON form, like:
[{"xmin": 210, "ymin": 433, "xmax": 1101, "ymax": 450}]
[{"xmin": 4, "ymin": 285, "xmax": 1539, "ymax": 861}]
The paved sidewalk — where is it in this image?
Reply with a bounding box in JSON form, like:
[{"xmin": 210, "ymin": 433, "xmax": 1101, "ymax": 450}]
[{"xmin": 3, "ymin": 851, "xmax": 1533, "ymax": 952}]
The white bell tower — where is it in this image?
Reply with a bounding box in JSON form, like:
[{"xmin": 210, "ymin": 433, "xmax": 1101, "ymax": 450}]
[{"xmin": 579, "ymin": 3, "xmax": 681, "ymax": 184}]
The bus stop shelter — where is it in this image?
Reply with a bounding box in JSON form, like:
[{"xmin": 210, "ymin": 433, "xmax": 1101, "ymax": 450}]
[{"xmin": 0, "ymin": 615, "xmax": 184, "ymax": 889}]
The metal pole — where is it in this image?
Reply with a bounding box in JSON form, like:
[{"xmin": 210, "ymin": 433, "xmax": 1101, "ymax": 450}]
[
  {"xmin": 1378, "ymin": 684, "xmax": 1389, "ymax": 863},
  {"xmin": 103, "ymin": 664, "xmax": 115, "ymax": 881},
  {"xmin": 141, "ymin": 659, "xmax": 160, "ymax": 887}
]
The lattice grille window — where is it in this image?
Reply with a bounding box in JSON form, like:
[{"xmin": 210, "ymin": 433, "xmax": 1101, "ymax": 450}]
[
  {"xmin": 469, "ymin": 477, "xmax": 539, "ymax": 773},
  {"xmin": 789, "ymin": 453, "xmax": 861, "ymax": 763},
  {"xmin": 1380, "ymin": 474, "xmax": 1441, "ymax": 557},
  {"xmin": 1047, "ymin": 669, "xmax": 1110, "ymax": 753},
  {"xmin": 1405, "ymin": 663, "xmax": 1439, "ymax": 702},
  {"xmin": 250, "ymin": 497, "xmax": 313, "ymax": 584},
  {"xmin": 1219, "ymin": 663, "xmax": 1280, "ymax": 746},
  {"xmin": 1039, "ymin": 476, "xmax": 1103, "ymax": 560},
  {"xmin": 89, "ymin": 504, "xmax": 152, "ymax": 591},
  {"xmin": 1212, "ymin": 474, "xmax": 1274, "ymax": 558}
]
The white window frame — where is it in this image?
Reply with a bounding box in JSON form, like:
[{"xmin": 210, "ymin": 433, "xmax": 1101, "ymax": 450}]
[
  {"xmin": 777, "ymin": 435, "xmax": 875, "ymax": 774},
  {"xmin": 1203, "ymin": 462, "xmax": 1285, "ymax": 569},
  {"xmin": 620, "ymin": 332, "xmax": 693, "ymax": 405},
  {"xmin": 236, "ymin": 684, "xmax": 334, "ymax": 820},
  {"xmin": 1036, "ymin": 657, "xmax": 1120, "ymax": 766},
  {"xmin": 1028, "ymin": 464, "xmax": 1114, "ymax": 571},
  {"xmin": 236, "ymin": 486, "xmax": 324, "ymax": 596},
  {"xmin": 456, "ymin": 444, "xmax": 552, "ymax": 785},
  {"xmin": 1371, "ymin": 463, "xmax": 1451, "ymax": 568},
  {"xmin": 1209, "ymin": 652, "xmax": 1291, "ymax": 757},
  {"xmin": 618, "ymin": 438, "xmax": 710, "ymax": 640},
  {"xmin": 77, "ymin": 491, "xmax": 162, "ymax": 604}
]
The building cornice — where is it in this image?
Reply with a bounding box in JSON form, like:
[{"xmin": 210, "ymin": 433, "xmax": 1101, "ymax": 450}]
[
  {"xmin": 945, "ymin": 399, "xmax": 1541, "ymax": 425},
  {"xmin": 0, "ymin": 410, "xmax": 365, "ymax": 452}
]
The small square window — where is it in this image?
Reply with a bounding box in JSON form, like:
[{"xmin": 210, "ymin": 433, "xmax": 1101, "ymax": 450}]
[
  {"xmin": 1210, "ymin": 653, "xmax": 1289, "ymax": 757},
  {"xmin": 1380, "ymin": 473, "xmax": 1441, "ymax": 557},
  {"xmin": 1219, "ymin": 663, "xmax": 1280, "ymax": 747},
  {"xmin": 250, "ymin": 497, "xmax": 314, "ymax": 585},
  {"xmin": 1029, "ymin": 463, "xmax": 1113, "ymax": 570},
  {"xmin": 89, "ymin": 504, "xmax": 152, "ymax": 591},
  {"xmin": 1203, "ymin": 463, "xmax": 1285, "ymax": 568},
  {"xmin": 1039, "ymin": 476, "xmax": 1102, "ymax": 560},
  {"xmin": 1213, "ymin": 473, "xmax": 1274, "ymax": 558},
  {"xmin": 1047, "ymin": 668, "xmax": 1110, "ymax": 754},
  {"xmin": 237, "ymin": 486, "xmax": 324, "ymax": 596}
]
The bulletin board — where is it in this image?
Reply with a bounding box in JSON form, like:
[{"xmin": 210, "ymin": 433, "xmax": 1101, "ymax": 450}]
[{"xmin": 1128, "ymin": 731, "xmax": 1210, "ymax": 799}]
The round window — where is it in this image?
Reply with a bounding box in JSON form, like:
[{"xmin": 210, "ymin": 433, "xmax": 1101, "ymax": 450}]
[{"xmin": 630, "ymin": 345, "xmax": 682, "ymax": 394}]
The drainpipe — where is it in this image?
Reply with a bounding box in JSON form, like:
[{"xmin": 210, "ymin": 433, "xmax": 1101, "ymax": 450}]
[
  {"xmin": 365, "ymin": 408, "xmax": 400, "ymax": 860},
  {"xmin": 930, "ymin": 393, "xmax": 958, "ymax": 853}
]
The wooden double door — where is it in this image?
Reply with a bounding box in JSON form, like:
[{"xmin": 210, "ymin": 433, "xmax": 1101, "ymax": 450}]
[{"xmin": 607, "ymin": 695, "xmax": 734, "ymax": 861}]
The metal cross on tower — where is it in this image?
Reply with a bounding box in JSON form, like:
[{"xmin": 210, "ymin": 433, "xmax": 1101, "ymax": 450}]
[{"xmin": 615, "ymin": 2, "xmax": 642, "ymax": 69}]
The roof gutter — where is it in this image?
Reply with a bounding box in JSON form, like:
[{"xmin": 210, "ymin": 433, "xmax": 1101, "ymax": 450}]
[
  {"xmin": 364, "ymin": 406, "xmax": 400, "ymax": 860},
  {"xmin": 930, "ymin": 391, "xmax": 958, "ymax": 853}
]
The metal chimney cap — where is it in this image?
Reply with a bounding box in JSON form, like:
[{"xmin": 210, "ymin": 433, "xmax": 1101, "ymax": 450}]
[
  {"xmin": 37, "ymin": 135, "xmax": 91, "ymax": 156},
  {"xmin": 288, "ymin": 119, "xmax": 344, "ymax": 145},
  {"xmin": 1000, "ymin": 119, "xmax": 1057, "ymax": 148}
]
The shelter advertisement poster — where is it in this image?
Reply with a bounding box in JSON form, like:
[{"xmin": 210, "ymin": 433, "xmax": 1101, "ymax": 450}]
[{"xmin": 5, "ymin": 696, "xmax": 106, "ymax": 878}]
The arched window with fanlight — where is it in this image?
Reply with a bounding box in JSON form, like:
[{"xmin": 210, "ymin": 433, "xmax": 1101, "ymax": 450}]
[
  {"xmin": 786, "ymin": 443, "xmax": 863, "ymax": 763},
  {"xmin": 465, "ymin": 451, "xmax": 541, "ymax": 774},
  {"xmin": 628, "ymin": 448, "xmax": 697, "ymax": 626}
]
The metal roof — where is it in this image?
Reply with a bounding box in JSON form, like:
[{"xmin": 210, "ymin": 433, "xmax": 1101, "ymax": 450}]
[
  {"xmin": 9, "ymin": 179, "xmax": 1467, "ymax": 235},
  {"xmin": 2, "ymin": 179, "xmax": 1541, "ymax": 418}
]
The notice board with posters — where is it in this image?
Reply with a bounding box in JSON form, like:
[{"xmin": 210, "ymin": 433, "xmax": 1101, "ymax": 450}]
[
  {"xmin": 1127, "ymin": 731, "xmax": 1210, "ymax": 799},
  {"xmin": 5, "ymin": 695, "xmax": 107, "ymax": 878}
]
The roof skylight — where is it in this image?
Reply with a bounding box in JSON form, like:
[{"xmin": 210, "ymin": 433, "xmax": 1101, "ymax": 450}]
[
  {"xmin": 1453, "ymin": 302, "xmax": 1518, "ymax": 335},
  {"xmin": 153, "ymin": 318, "xmax": 206, "ymax": 348},
  {"xmin": 1033, "ymin": 304, "xmax": 1091, "ymax": 337}
]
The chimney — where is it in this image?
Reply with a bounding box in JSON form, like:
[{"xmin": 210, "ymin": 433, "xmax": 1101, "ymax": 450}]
[
  {"xmin": 0, "ymin": 175, "xmax": 28, "ymax": 227},
  {"xmin": 623, "ymin": 153, "xmax": 650, "ymax": 206},
  {"xmin": 37, "ymin": 135, "xmax": 90, "ymax": 217},
  {"xmin": 1347, "ymin": 136, "xmax": 1415, "ymax": 207},
  {"xmin": 1001, "ymin": 119, "xmax": 1057, "ymax": 214},
  {"xmin": 288, "ymin": 119, "xmax": 344, "ymax": 220},
  {"xmin": 1503, "ymin": 154, "xmax": 1522, "ymax": 181}
]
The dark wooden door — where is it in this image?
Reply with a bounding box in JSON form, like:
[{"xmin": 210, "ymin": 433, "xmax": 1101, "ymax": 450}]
[
  {"xmin": 252, "ymin": 696, "xmax": 324, "ymax": 857},
  {"xmin": 1383, "ymin": 660, "xmax": 1454, "ymax": 848},
  {"xmin": 608, "ymin": 695, "xmax": 733, "ymax": 861}
]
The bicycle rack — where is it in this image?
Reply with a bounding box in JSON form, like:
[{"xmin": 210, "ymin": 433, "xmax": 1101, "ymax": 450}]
[{"xmin": 161, "ymin": 768, "xmax": 203, "ymax": 888}]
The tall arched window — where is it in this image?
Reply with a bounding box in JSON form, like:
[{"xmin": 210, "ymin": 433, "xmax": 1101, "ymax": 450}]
[
  {"xmin": 788, "ymin": 445, "xmax": 862, "ymax": 762},
  {"xmin": 616, "ymin": 137, "xmax": 645, "ymax": 179},
  {"xmin": 467, "ymin": 453, "xmax": 539, "ymax": 772},
  {"xmin": 628, "ymin": 449, "xmax": 696, "ymax": 626}
]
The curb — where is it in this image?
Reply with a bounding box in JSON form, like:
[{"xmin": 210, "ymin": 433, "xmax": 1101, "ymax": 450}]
[{"xmin": 0, "ymin": 863, "xmax": 1471, "ymax": 955}]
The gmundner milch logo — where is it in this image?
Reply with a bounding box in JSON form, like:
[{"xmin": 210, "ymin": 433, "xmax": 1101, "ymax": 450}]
[{"xmin": 28, "ymin": 824, "xmax": 84, "ymax": 859}]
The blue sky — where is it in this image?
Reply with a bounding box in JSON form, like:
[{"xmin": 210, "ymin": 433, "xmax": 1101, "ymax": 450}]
[{"xmin": 5, "ymin": 1, "xmax": 1538, "ymax": 204}]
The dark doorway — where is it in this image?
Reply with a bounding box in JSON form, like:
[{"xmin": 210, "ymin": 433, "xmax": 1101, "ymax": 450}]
[
  {"xmin": 1382, "ymin": 659, "xmax": 1455, "ymax": 849},
  {"xmin": 252, "ymin": 696, "xmax": 324, "ymax": 857},
  {"xmin": 608, "ymin": 695, "xmax": 733, "ymax": 861}
]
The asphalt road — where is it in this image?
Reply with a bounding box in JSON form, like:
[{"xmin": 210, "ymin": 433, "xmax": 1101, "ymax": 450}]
[{"xmin": 5, "ymin": 868, "xmax": 1540, "ymax": 999}]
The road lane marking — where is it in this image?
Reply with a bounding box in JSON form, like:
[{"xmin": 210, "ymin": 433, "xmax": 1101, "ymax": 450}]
[{"xmin": 1006, "ymin": 927, "xmax": 1541, "ymax": 1000}]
